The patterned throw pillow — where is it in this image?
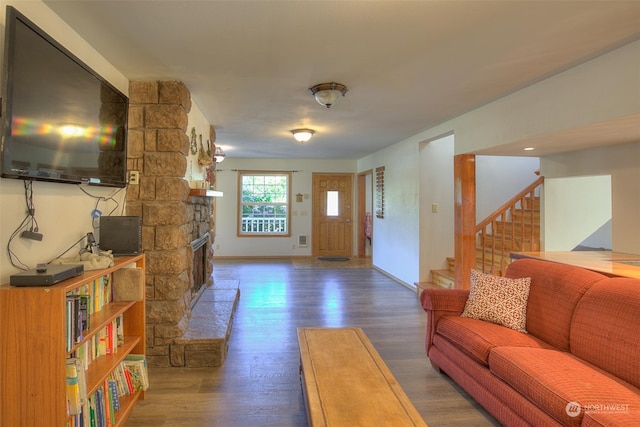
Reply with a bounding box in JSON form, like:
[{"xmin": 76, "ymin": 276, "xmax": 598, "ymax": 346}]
[{"xmin": 461, "ymin": 270, "xmax": 531, "ymax": 332}]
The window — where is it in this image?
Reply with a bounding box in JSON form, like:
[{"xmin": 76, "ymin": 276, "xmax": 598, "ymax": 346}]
[
  {"xmin": 238, "ymin": 171, "xmax": 291, "ymax": 236},
  {"xmin": 326, "ymin": 190, "xmax": 339, "ymax": 216}
]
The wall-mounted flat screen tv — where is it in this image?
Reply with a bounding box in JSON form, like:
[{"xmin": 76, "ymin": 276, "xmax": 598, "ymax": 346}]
[{"xmin": 1, "ymin": 6, "xmax": 128, "ymax": 187}]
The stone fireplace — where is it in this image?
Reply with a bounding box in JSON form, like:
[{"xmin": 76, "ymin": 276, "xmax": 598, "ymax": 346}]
[
  {"xmin": 189, "ymin": 191, "xmax": 217, "ymax": 308},
  {"xmin": 190, "ymin": 232, "xmax": 209, "ymax": 309},
  {"xmin": 125, "ymin": 80, "xmax": 232, "ymax": 367}
]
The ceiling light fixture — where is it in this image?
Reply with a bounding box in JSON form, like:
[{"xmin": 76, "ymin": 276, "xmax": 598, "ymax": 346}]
[
  {"xmin": 214, "ymin": 146, "xmax": 226, "ymax": 162},
  {"xmin": 291, "ymin": 128, "xmax": 315, "ymax": 143},
  {"xmin": 309, "ymin": 82, "xmax": 348, "ymax": 108}
]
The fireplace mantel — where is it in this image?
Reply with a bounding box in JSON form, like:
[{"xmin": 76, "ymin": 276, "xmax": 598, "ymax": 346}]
[{"xmin": 189, "ymin": 189, "xmax": 223, "ymax": 197}]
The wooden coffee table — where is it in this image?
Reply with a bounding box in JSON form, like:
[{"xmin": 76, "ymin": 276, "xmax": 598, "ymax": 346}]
[{"xmin": 297, "ymin": 327, "xmax": 427, "ymax": 426}]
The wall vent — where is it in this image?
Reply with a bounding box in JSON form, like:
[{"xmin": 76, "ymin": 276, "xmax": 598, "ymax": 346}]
[{"xmin": 298, "ymin": 235, "xmax": 308, "ymax": 247}]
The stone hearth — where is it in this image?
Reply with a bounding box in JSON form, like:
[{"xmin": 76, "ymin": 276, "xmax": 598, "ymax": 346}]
[
  {"xmin": 173, "ymin": 279, "xmax": 240, "ymax": 367},
  {"xmin": 126, "ymin": 80, "xmax": 238, "ymax": 367}
]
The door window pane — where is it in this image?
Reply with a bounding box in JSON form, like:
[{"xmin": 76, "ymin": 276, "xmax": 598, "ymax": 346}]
[{"xmin": 327, "ymin": 191, "xmax": 339, "ymax": 216}]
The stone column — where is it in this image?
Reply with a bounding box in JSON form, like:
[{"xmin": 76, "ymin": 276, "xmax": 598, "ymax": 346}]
[{"xmin": 127, "ymin": 81, "xmax": 194, "ymax": 366}]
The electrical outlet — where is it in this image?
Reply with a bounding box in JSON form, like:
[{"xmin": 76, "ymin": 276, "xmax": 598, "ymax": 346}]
[
  {"xmin": 128, "ymin": 170, "xmax": 140, "ymax": 185},
  {"xmin": 431, "ymin": 203, "xmax": 439, "ymax": 213}
]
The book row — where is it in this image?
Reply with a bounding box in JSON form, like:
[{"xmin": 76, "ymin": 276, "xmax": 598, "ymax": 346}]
[
  {"xmin": 69, "ymin": 315, "xmax": 124, "ymax": 370},
  {"xmin": 66, "ymin": 274, "xmax": 113, "ymax": 352},
  {"xmin": 66, "ymin": 355, "xmax": 149, "ymax": 427}
]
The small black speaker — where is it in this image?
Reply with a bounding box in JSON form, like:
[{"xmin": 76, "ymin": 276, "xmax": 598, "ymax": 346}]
[{"xmin": 99, "ymin": 216, "xmax": 142, "ymax": 256}]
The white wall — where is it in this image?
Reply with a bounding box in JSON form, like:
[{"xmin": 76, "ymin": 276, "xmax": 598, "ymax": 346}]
[
  {"xmin": 358, "ymin": 138, "xmax": 421, "ymax": 286},
  {"xmin": 543, "ymin": 175, "xmax": 612, "ymax": 251},
  {"xmin": 419, "ymin": 134, "xmax": 455, "ymax": 280},
  {"xmin": 541, "ymin": 142, "xmax": 640, "ymax": 254},
  {"xmin": 612, "ymin": 169, "xmax": 640, "ymax": 254},
  {"xmin": 212, "ymin": 157, "xmax": 357, "ymax": 257}
]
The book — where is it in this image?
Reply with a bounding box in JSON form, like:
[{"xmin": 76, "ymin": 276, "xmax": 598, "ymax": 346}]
[
  {"xmin": 65, "ymin": 359, "xmax": 81, "ymax": 415},
  {"xmin": 122, "ymin": 355, "xmax": 149, "ymax": 391},
  {"xmin": 108, "ymin": 378, "xmax": 120, "ymax": 412},
  {"xmin": 66, "ymin": 357, "xmax": 88, "ymax": 423}
]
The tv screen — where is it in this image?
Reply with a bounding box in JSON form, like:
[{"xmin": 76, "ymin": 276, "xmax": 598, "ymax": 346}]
[{"xmin": 1, "ymin": 6, "xmax": 128, "ymax": 187}]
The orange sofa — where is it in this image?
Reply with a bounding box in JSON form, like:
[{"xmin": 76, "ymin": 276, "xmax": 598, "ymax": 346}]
[{"xmin": 420, "ymin": 258, "xmax": 640, "ymax": 426}]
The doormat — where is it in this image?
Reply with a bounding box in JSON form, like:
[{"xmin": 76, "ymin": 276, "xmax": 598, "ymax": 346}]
[
  {"xmin": 292, "ymin": 257, "xmax": 372, "ymax": 270},
  {"xmin": 317, "ymin": 256, "xmax": 350, "ymax": 262}
]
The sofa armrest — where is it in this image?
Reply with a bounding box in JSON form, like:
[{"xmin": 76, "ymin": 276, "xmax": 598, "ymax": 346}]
[
  {"xmin": 420, "ymin": 288, "xmax": 469, "ymax": 312},
  {"xmin": 420, "ymin": 288, "xmax": 469, "ymax": 355}
]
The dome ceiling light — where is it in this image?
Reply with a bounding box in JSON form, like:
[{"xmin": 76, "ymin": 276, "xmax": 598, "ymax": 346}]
[
  {"xmin": 309, "ymin": 82, "xmax": 348, "ymax": 108},
  {"xmin": 291, "ymin": 128, "xmax": 315, "ymax": 143}
]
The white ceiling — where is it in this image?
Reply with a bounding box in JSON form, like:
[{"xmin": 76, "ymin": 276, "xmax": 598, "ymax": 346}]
[{"xmin": 44, "ymin": 1, "xmax": 640, "ymax": 159}]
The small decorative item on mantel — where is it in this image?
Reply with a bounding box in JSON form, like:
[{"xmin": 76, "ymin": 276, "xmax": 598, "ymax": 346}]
[
  {"xmin": 198, "ymin": 134, "xmax": 213, "ymax": 166},
  {"xmin": 206, "ymin": 167, "xmax": 215, "ymax": 189},
  {"xmin": 190, "ymin": 127, "xmax": 198, "ymax": 155}
]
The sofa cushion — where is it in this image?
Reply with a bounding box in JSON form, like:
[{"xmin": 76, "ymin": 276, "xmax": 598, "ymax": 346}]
[
  {"xmin": 489, "ymin": 346, "xmax": 640, "ymax": 427},
  {"xmin": 505, "ymin": 259, "xmax": 607, "ymax": 351},
  {"xmin": 461, "ymin": 270, "xmax": 531, "ymax": 332},
  {"xmin": 582, "ymin": 410, "xmax": 640, "ymax": 427},
  {"xmin": 571, "ymin": 278, "xmax": 640, "ymax": 390},
  {"xmin": 436, "ymin": 316, "xmax": 552, "ymax": 366}
]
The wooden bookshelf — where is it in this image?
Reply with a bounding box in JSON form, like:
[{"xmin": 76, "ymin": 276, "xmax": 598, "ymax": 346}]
[{"xmin": 0, "ymin": 254, "xmax": 146, "ymax": 426}]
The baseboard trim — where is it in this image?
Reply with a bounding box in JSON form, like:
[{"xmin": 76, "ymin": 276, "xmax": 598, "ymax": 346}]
[
  {"xmin": 213, "ymin": 255, "xmax": 310, "ymax": 260},
  {"xmin": 372, "ymin": 265, "xmax": 417, "ymax": 293}
]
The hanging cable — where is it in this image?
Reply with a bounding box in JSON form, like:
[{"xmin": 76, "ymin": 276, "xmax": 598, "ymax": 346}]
[
  {"xmin": 77, "ymin": 185, "xmax": 125, "ymax": 230},
  {"xmin": 48, "ymin": 233, "xmax": 90, "ymax": 263},
  {"xmin": 6, "ymin": 180, "xmax": 40, "ymax": 270}
]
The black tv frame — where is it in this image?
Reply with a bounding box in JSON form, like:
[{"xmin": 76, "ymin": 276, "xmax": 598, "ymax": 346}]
[{"xmin": 0, "ymin": 6, "xmax": 129, "ymax": 188}]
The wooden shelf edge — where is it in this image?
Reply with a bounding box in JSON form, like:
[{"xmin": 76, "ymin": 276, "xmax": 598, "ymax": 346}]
[
  {"xmin": 85, "ymin": 336, "xmax": 142, "ymax": 396},
  {"xmin": 68, "ymin": 301, "xmax": 136, "ymax": 355},
  {"xmin": 113, "ymin": 391, "xmax": 143, "ymax": 427}
]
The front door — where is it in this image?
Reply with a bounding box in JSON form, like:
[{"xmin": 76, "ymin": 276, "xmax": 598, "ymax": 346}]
[{"xmin": 312, "ymin": 173, "xmax": 353, "ymax": 258}]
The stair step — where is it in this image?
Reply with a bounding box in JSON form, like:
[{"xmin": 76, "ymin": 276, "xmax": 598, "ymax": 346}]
[
  {"xmin": 479, "ymin": 235, "xmax": 540, "ymax": 252},
  {"xmin": 431, "ymin": 269, "xmax": 455, "ymax": 289},
  {"xmin": 446, "ymin": 257, "xmax": 455, "ymax": 271},
  {"xmin": 494, "ymin": 220, "xmax": 540, "ymax": 234},
  {"xmin": 522, "ymin": 196, "xmax": 540, "ymax": 210},
  {"xmin": 511, "ymin": 209, "xmax": 541, "ymax": 222}
]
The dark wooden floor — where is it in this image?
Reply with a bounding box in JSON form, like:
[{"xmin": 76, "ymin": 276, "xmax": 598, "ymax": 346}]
[{"xmin": 125, "ymin": 259, "xmax": 498, "ymax": 426}]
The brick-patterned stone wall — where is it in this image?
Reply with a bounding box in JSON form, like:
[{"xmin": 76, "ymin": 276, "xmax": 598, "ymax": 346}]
[
  {"xmin": 126, "ymin": 81, "xmax": 215, "ymax": 367},
  {"xmin": 188, "ymin": 194, "xmax": 215, "ymax": 301}
]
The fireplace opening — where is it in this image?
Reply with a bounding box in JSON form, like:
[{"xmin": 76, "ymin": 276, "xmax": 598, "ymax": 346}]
[{"xmin": 190, "ymin": 232, "xmax": 209, "ymax": 309}]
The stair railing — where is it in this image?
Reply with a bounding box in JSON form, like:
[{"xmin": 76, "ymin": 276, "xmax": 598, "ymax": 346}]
[{"xmin": 475, "ymin": 176, "xmax": 544, "ymax": 276}]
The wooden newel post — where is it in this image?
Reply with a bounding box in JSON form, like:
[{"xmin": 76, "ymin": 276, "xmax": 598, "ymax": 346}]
[{"xmin": 454, "ymin": 154, "xmax": 476, "ymax": 290}]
